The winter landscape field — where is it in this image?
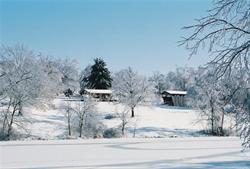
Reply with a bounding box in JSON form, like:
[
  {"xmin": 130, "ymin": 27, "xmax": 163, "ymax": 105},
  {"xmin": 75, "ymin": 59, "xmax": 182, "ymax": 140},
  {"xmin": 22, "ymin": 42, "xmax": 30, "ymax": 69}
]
[
  {"xmin": 1, "ymin": 0, "xmax": 250, "ymax": 168},
  {"xmin": 1, "ymin": 98, "xmax": 250, "ymax": 169},
  {"xmin": 24, "ymin": 98, "xmax": 204, "ymax": 140}
]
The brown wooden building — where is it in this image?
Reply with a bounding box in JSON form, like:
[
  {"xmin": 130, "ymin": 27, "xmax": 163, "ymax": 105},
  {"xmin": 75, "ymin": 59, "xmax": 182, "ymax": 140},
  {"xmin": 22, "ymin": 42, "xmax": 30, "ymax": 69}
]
[{"xmin": 162, "ymin": 90, "xmax": 187, "ymax": 106}]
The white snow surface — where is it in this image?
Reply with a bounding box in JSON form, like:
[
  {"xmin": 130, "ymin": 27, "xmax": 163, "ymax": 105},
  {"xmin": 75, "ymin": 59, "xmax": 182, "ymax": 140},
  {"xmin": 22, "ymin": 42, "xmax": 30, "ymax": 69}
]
[
  {"xmin": 97, "ymin": 102, "xmax": 204, "ymax": 138},
  {"xmin": 21, "ymin": 98, "xmax": 209, "ymax": 139},
  {"xmin": 1, "ymin": 98, "xmax": 248, "ymax": 169},
  {"xmin": 164, "ymin": 90, "xmax": 187, "ymax": 95},
  {"xmin": 1, "ymin": 137, "xmax": 249, "ymax": 169},
  {"xmin": 16, "ymin": 97, "xmax": 236, "ymax": 139},
  {"xmin": 85, "ymin": 89, "xmax": 112, "ymax": 94}
]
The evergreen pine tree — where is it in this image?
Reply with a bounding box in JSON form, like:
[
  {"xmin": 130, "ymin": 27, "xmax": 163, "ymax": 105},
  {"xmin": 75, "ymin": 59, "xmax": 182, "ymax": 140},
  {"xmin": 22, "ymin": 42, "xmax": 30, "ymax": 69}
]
[{"xmin": 85, "ymin": 58, "xmax": 112, "ymax": 89}]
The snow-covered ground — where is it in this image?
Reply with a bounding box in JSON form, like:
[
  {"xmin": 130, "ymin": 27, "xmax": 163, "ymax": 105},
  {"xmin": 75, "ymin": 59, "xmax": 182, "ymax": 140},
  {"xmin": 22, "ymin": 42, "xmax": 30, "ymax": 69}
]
[
  {"xmin": 21, "ymin": 98, "xmax": 211, "ymax": 139},
  {"xmin": 1, "ymin": 137, "xmax": 249, "ymax": 169},
  {"xmin": 1, "ymin": 98, "xmax": 248, "ymax": 169},
  {"xmin": 18, "ymin": 97, "xmax": 236, "ymax": 139},
  {"xmin": 97, "ymin": 102, "xmax": 205, "ymax": 138}
]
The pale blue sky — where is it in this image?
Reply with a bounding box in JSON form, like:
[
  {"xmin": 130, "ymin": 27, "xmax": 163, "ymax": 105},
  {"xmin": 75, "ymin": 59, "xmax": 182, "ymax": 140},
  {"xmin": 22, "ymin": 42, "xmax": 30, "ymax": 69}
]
[{"xmin": 0, "ymin": 0, "xmax": 212, "ymax": 74}]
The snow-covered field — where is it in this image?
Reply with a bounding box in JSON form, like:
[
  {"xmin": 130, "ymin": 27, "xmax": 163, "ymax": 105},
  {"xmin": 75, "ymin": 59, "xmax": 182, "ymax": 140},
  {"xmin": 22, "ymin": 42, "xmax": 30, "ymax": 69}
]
[
  {"xmin": 97, "ymin": 102, "xmax": 205, "ymax": 138},
  {"xmin": 22, "ymin": 98, "xmax": 210, "ymax": 139},
  {"xmin": 1, "ymin": 137, "xmax": 249, "ymax": 169},
  {"xmin": 1, "ymin": 98, "xmax": 248, "ymax": 169}
]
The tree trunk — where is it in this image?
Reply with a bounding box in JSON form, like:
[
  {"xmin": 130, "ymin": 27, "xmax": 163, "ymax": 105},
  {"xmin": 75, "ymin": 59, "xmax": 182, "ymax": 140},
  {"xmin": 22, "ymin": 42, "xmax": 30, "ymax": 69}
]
[
  {"xmin": 2, "ymin": 114, "xmax": 7, "ymax": 134},
  {"xmin": 235, "ymin": 113, "xmax": 239, "ymax": 136},
  {"xmin": 79, "ymin": 122, "xmax": 83, "ymax": 137},
  {"xmin": 220, "ymin": 108, "xmax": 225, "ymax": 132},
  {"xmin": 3, "ymin": 98, "xmax": 12, "ymax": 135},
  {"xmin": 79, "ymin": 115, "xmax": 84, "ymax": 138},
  {"xmin": 68, "ymin": 115, "xmax": 71, "ymax": 136},
  {"xmin": 7, "ymin": 109, "xmax": 16, "ymax": 139},
  {"xmin": 18, "ymin": 102, "xmax": 23, "ymax": 116},
  {"xmin": 121, "ymin": 126, "xmax": 125, "ymax": 136},
  {"xmin": 210, "ymin": 100, "xmax": 215, "ymax": 135},
  {"xmin": 131, "ymin": 107, "xmax": 135, "ymax": 118}
]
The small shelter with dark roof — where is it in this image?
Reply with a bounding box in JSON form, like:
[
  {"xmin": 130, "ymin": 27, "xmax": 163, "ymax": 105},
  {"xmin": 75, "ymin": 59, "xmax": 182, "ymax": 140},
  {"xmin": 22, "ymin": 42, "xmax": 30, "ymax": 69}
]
[{"xmin": 161, "ymin": 90, "xmax": 187, "ymax": 106}]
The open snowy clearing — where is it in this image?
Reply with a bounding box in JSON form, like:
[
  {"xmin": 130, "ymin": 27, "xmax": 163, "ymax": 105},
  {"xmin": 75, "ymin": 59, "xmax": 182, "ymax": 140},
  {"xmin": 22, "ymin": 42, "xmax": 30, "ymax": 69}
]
[
  {"xmin": 1, "ymin": 137, "xmax": 249, "ymax": 169},
  {"xmin": 22, "ymin": 98, "xmax": 219, "ymax": 139}
]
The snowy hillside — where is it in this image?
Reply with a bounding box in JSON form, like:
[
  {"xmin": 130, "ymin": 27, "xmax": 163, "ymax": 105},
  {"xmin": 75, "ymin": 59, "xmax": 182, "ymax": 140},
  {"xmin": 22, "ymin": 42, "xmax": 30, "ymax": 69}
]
[{"xmin": 18, "ymin": 97, "xmax": 234, "ymax": 140}]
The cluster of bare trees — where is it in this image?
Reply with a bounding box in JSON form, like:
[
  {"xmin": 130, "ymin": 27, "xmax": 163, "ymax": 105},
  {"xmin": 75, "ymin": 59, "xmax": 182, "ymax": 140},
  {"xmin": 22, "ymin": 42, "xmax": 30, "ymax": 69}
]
[
  {"xmin": 0, "ymin": 44, "xmax": 79, "ymax": 139},
  {"xmin": 149, "ymin": 67, "xmax": 195, "ymax": 95},
  {"xmin": 190, "ymin": 66, "xmax": 247, "ymax": 136},
  {"xmin": 180, "ymin": 0, "xmax": 249, "ymax": 148},
  {"xmin": 0, "ymin": 45, "xmax": 153, "ymax": 139},
  {"xmin": 100, "ymin": 67, "xmax": 153, "ymax": 136},
  {"xmin": 63, "ymin": 96, "xmax": 104, "ymax": 138},
  {"xmin": 111, "ymin": 65, "xmax": 248, "ymax": 140},
  {"xmin": 148, "ymin": 62, "xmax": 249, "ymax": 147}
]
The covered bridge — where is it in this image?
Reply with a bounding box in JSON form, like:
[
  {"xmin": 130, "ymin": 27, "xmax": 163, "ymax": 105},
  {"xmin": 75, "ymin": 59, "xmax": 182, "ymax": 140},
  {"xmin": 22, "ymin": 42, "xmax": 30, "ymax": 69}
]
[{"xmin": 161, "ymin": 90, "xmax": 187, "ymax": 107}]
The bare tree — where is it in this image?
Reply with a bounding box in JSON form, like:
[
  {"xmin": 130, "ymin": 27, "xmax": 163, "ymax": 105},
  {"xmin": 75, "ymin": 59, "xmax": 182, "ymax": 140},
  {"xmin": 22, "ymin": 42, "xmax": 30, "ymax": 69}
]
[
  {"xmin": 37, "ymin": 56, "xmax": 63, "ymax": 97},
  {"xmin": 193, "ymin": 67, "xmax": 221, "ymax": 135},
  {"xmin": 0, "ymin": 44, "xmax": 43, "ymax": 138},
  {"xmin": 217, "ymin": 72, "xmax": 241, "ymax": 133},
  {"xmin": 180, "ymin": 0, "xmax": 250, "ymax": 77},
  {"xmin": 112, "ymin": 67, "xmax": 153, "ymax": 117},
  {"xmin": 149, "ymin": 72, "xmax": 166, "ymax": 95},
  {"xmin": 79, "ymin": 65, "xmax": 91, "ymax": 94},
  {"xmin": 230, "ymin": 67, "xmax": 250, "ymax": 148},
  {"xmin": 57, "ymin": 58, "xmax": 79, "ymax": 94},
  {"xmin": 117, "ymin": 109, "xmax": 130, "ymax": 136},
  {"xmin": 238, "ymin": 92, "xmax": 250, "ymax": 148},
  {"xmin": 181, "ymin": 0, "xmax": 250, "ymax": 148},
  {"xmin": 0, "ymin": 44, "xmax": 76, "ymax": 139},
  {"xmin": 165, "ymin": 67, "xmax": 195, "ymax": 91},
  {"xmin": 63, "ymin": 98, "xmax": 74, "ymax": 136},
  {"xmin": 72, "ymin": 96, "xmax": 97, "ymax": 138}
]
